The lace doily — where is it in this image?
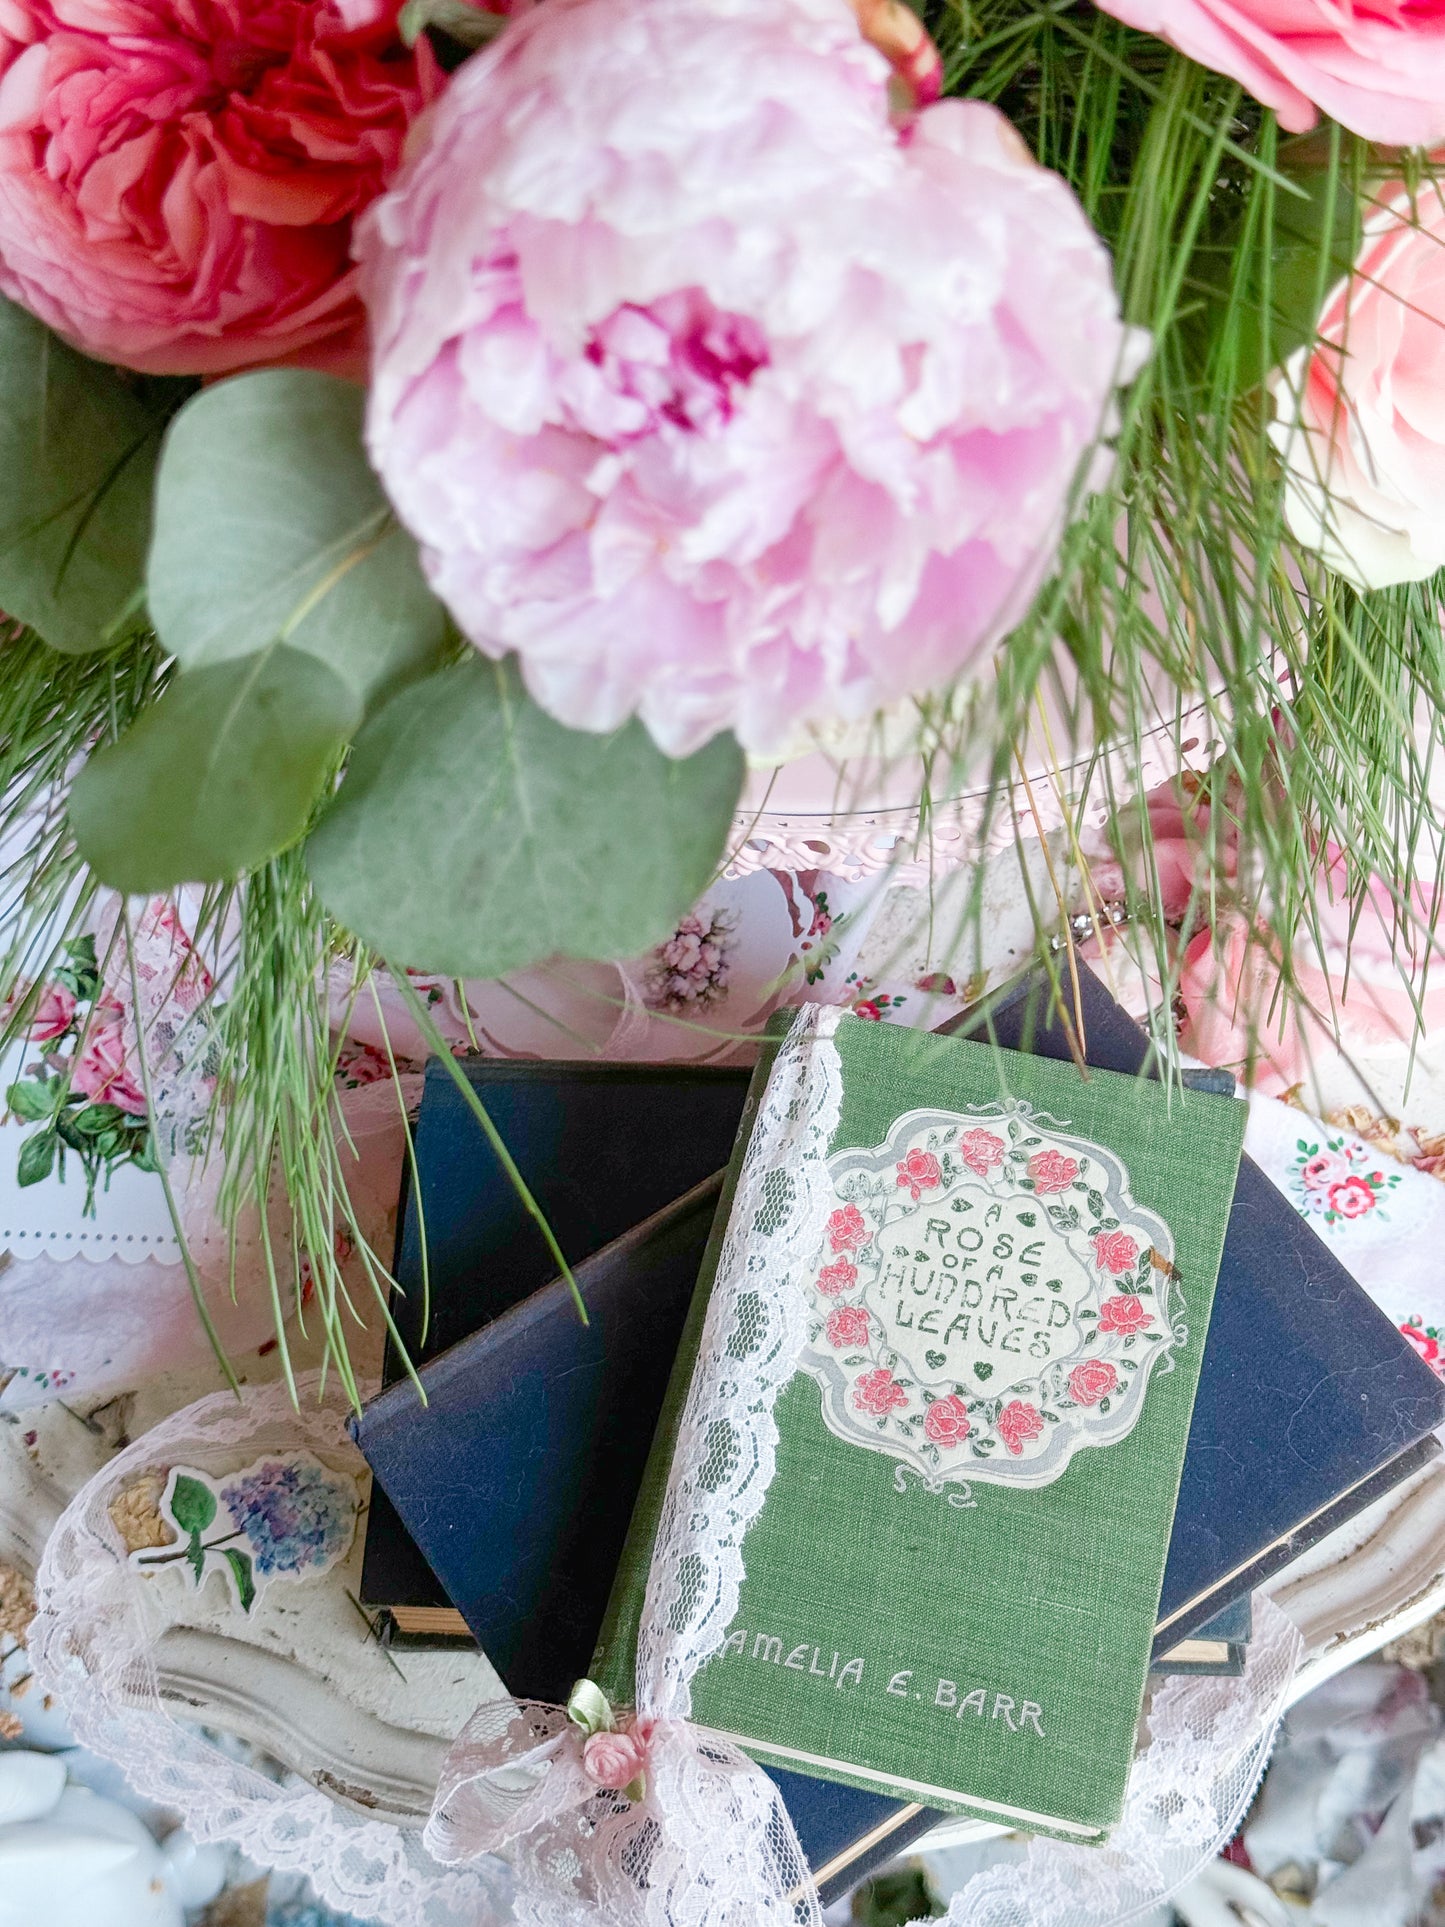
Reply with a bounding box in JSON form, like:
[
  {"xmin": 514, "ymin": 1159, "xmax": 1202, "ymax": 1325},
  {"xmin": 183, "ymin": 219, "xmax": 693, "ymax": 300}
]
[{"xmin": 28, "ymin": 1374, "xmax": 509, "ymax": 1927}]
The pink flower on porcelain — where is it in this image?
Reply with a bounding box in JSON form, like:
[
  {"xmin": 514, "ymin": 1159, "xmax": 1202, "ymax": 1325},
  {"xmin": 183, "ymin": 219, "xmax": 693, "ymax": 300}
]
[
  {"xmin": 896, "ymin": 1148, "xmax": 941, "ymax": 1201},
  {"xmin": 825, "ymin": 1304, "xmax": 871, "ymax": 1348},
  {"xmin": 1300, "ymin": 1151, "xmax": 1348, "ymax": 1192},
  {"xmin": 1091, "ymin": 1229, "xmax": 1139, "ymax": 1276},
  {"xmin": 1068, "ymin": 1358, "xmax": 1118, "ymax": 1407},
  {"xmin": 1094, "ymin": 0, "xmax": 1445, "ymax": 140},
  {"xmin": 996, "ymin": 1399, "xmax": 1044, "ymax": 1456},
  {"xmin": 816, "ymin": 1258, "xmax": 860, "ymax": 1297},
  {"xmin": 1027, "ymin": 1148, "xmax": 1078, "ymax": 1195},
  {"xmin": 1098, "ymin": 1293, "xmax": 1152, "ymax": 1337},
  {"xmin": 1327, "ymin": 1175, "xmax": 1378, "ymax": 1220},
  {"xmin": 956, "ymin": 1129, "xmax": 1006, "ymax": 1178},
  {"xmin": 582, "ymin": 1727, "xmax": 647, "ymax": 1791},
  {"xmin": 28, "ymin": 982, "xmax": 75, "ymax": 1042},
  {"xmin": 923, "ymin": 1394, "xmax": 971, "ymax": 1446},
  {"xmin": 826, "ymin": 1205, "xmax": 870, "ymax": 1255},
  {"xmin": 853, "ymin": 1367, "xmax": 909, "ymax": 1417},
  {"xmin": 0, "ymin": 0, "xmax": 442, "ymax": 376},
  {"xmin": 1270, "ymin": 183, "xmax": 1445, "ymax": 589},
  {"xmin": 358, "ymin": 0, "xmax": 1143, "ymax": 757}
]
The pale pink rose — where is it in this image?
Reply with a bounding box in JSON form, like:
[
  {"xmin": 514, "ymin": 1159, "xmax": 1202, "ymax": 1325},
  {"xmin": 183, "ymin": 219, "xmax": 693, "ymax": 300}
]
[
  {"xmin": 1027, "ymin": 1148, "xmax": 1078, "ymax": 1195},
  {"xmin": 581, "ymin": 1728, "xmax": 646, "ymax": 1791},
  {"xmin": 1098, "ymin": 1293, "xmax": 1152, "ymax": 1337},
  {"xmin": 1095, "ymin": 0, "xmax": 1445, "ymax": 141},
  {"xmin": 956, "ymin": 1128, "xmax": 1006, "ymax": 1177},
  {"xmin": 359, "ymin": 0, "xmax": 1144, "ymax": 756},
  {"xmin": 996, "ymin": 1399, "xmax": 1044, "ymax": 1456},
  {"xmin": 923, "ymin": 1393, "xmax": 970, "ymax": 1445},
  {"xmin": 1300, "ymin": 1151, "xmax": 1348, "ymax": 1192},
  {"xmin": 1091, "ymin": 1229, "xmax": 1140, "ymax": 1276},
  {"xmin": 1067, "ymin": 1358, "xmax": 1117, "ymax": 1406},
  {"xmin": 71, "ymin": 1002, "xmax": 146, "ymax": 1115},
  {"xmin": 28, "ymin": 982, "xmax": 75, "ymax": 1042},
  {"xmin": 0, "ymin": 0, "xmax": 441, "ymax": 376},
  {"xmin": 1270, "ymin": 182, "xmax": 1445, "ymax": 590}
]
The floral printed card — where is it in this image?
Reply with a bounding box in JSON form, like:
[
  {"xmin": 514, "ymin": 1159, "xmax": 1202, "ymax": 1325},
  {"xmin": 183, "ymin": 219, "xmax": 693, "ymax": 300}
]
[{"xmin": 597, "ymin": 1015, "xmax": 1247, "ymax": 1840}]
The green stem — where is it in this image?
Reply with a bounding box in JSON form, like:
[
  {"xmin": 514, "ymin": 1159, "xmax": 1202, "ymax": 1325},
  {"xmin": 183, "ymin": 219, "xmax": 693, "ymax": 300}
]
[{"xmin": 388, "ymin": 965, "xmax": 588, "ymax": 1325}]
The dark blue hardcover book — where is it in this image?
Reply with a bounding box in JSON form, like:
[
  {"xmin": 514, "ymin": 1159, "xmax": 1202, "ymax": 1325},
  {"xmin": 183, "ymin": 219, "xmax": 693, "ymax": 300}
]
[
  {"xmin": 1152, "ymin": 1595, "xmax": 1251, "ymax": 1676},
  {"xmin": 944, "ymin": 963, "xmax": 1445, "ymax": 1653}
]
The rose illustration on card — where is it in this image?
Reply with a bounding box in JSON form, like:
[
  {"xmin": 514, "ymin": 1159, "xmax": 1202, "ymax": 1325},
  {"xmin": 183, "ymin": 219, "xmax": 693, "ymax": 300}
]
[{"xmin": 799, "ymin": 1103, "xmax": 1180, "ymax": 1490}]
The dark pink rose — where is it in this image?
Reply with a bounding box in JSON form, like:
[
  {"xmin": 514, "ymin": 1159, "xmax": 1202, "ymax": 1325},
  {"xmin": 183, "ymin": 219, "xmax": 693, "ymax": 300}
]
[
  {"xmin": 1091, "ymin": 1230, "xmax": 1140, "ymax": 1276},
  {"xmin": 1328, "ymin": 1175, "xmax": 1378, "ymax": 1219},
  {"xmin": 923, "ymin": 1394, "xmax": 970, "ymax": 1446},
  {"xmin": 1027, "ymin": 1148, "xmax": 1078, "ymax": 1194},
  {"xmin": 815, "ymin": 1258, "xmax": 859, "ymax": 1298},
  {"xmin": 854, "ymin": 1000, "xmax": 883, "ymax": 1021},
  {"xmin": 853, "ymin": 1367, "xmax": 909, "ymax": 1417},
  {"xmin": 826, "ymin": 1204, "xmax": 870, "ymax": 1255},
  {"xmin": 1401, "ymin": 1321, "xmax": 1440, "ymax": 1368},
  {"xmin": 895, "ymin": 1148, "xmax": 941, "ymax": 1201},
  {"xmin": 956, "ymin": 1128, "xmax": 1005, "ymax": 1178},
  {"xmin": 28, "ymin": 982, "xmax": 75, "ymax": 1042},
  {"xmin": 0, "ymin": 0, "xmax": 442, "ymax": 376},
  {"xmin": 1068, "ymin": 1359, "xmax": 1118, "ymax": 1406},
  {"xmin": 1098, "ymin": 1293, "xmax": 1152, "ymax": 1337},
  {"xmin": 996, "ymin": 1399, "xmax": 1044, "ymax": 1456},
  {"xmin": 825, "ymin": 1305, "xmax": 871, "ymax": 1349}
]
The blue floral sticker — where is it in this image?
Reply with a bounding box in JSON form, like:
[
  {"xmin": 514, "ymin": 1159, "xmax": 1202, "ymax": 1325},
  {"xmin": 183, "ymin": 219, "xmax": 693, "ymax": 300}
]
[{"xmin": 132, "ymin": 1454, "xmax": 357, "ymax": 1613}]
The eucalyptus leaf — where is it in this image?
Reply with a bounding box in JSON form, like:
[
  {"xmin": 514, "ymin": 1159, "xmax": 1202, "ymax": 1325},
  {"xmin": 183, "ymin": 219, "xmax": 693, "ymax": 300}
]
[
  {"xmin": 148, "ymin": 370, "xmax": 446, "ymax": 708},
  {"xmin": 306, "ymin": 657, "xmax": 745, "ymax": 976},
  {"xmin": 169, "ymin": 1474, "xmax": 217, "ymax": 1535},
  {"xmin": 0, "ymin": 299, "xmax": 165, "ymax": 653},
  {"xmin": 69, "ymin": 646, "xmax": 361, "ymax": 893}
]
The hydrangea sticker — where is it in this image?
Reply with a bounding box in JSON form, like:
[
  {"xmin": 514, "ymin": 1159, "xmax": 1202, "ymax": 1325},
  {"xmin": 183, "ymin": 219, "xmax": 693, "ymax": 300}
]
[
  {"xmin": 132, "ymin": 1455, "xmax": 357, "ymax": 1613},
  {"xmin": 799, "ymin": 1102, "xmax": 1182, "ymax": 1493}
]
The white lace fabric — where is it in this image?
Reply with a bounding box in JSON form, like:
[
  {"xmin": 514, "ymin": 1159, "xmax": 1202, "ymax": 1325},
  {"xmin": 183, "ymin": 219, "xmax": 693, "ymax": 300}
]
[{"xmin": 28, "ymin": 1375, "xmax": 508, "ymax": 1927}]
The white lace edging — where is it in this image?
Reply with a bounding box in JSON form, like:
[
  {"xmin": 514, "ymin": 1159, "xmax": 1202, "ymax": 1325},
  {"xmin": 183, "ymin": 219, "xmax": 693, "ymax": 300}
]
[{"xmin": 28, "ymin": 1375, "xmax": 509, "ymax": 1927}]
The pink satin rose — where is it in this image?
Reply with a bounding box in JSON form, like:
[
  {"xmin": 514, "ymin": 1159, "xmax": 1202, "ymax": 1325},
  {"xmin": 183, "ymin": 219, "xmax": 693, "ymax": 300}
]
[
  {"xmin": 1095, "ymin": 0, "xmax": 1445, "ymax": 142},
  {"xmin": 28, "ymin": 981, "xmax": 75, "ymax": 1042},
  {"xmin": 1271, "ymin": 180, "xmax": 1445, "ymax": 591},
  {"xmin": 0, "ymin": 0, "xmax": 442, "ymax": 376},
  {"xmin": 581, "ymin": 1727, "xmax": 648, "ymax": 1792}
]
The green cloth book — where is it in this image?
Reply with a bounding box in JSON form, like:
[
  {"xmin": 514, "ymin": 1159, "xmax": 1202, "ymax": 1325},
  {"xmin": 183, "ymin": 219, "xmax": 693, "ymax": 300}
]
[{"xmin": 594, "ymin": 1013, "xmax": 1248, "ymax": 1841}]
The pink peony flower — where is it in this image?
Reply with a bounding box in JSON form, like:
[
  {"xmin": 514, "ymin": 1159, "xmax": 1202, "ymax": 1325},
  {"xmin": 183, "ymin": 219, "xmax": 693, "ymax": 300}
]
[
  {"xmin": 1091, "ymin": 1229, "xmax": 1140, "ymax": 1276},
  {"xmin": 72, "ymin": 1008, "xmax": 146, "ymax": 1116},
  {"xmin": 1095, "ymin": 0, "xmax": 1445, "ymax": 141},
  {"xmin": 1327, "ymin": 1175, "xmax": 1378, "ymax": 1220},
  {"xmin": 996, "ymin": 1399, "xmax": 1044, "ymax": 1456},
  {"xmin": 0, "ymin": 0, "xmax": 441, "ymax": 376},
  {"xmin": 1027, "ymin": 1148, "xmax": 1078, "ymax": 1195},
  {"xmin": 28, "ymin": 982, "xmax": 75, "ymax": 1042},
  {"xmin": 956, "ymin": 1128, "xmax": 1006, "ymax": 1177},
  {"xmin": 581, "ymin": 1727, "xmax": 648, "ymax": 1791},
  {"xmin": 853, "ymin": 1366, "xmax": 909, "ymax": 1417},
  {"xmin": 1098, "ymin": 1293, "xmax": 1152, "ymax": 1336},
  {"xmin": 1068, "ymin": 1358, "xmax": 1118, "ymax": 1406},
  {"xmin": 826, "ymin": 1204, "xmax": 870, "ymax": 1255},
  {"xmin": 816, "ymin": 1258, "xmax": 860, "ymax": 1297},
  {"xmin": 359, "ymin": 0, "xmax": 1143, "ymax": 757},
  {"xmin": 895, "ymin": 1148, "xmax": 942, "ymax": 1200},
  {"xmin": 923, "ymin": 1393, "xmax": 970, "ymax": 1445},
  {"xmin": 1270, "ymin": 183, "xmax": 1445, "ymax": 591},
  {"xmin": 825, "ymin": 1304, "xmax": 871, "ymax": 1348}
]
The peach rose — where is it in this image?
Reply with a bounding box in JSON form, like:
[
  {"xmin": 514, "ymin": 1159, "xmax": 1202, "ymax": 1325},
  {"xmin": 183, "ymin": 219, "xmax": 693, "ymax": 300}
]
[
  {"xmin": 1271, "ymin": 180, "xmax": 1445, "ymax": 591},
  {"xmin": 0, "ymin": 0, "xmax": 441, "ymax": 376}
]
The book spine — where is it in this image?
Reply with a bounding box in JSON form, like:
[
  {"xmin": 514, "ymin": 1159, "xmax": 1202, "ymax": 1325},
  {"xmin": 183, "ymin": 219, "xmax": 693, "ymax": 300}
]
[{"xmin": 590, "ymin": 1032, "xmax": 785, "ymax": 1703}]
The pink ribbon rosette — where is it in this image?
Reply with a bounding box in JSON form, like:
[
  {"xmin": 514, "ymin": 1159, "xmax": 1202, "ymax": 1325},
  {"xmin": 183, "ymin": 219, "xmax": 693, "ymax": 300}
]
[{"xmin": 422, "ymin": 1009, "xmax": 846, "ymax": 1925}]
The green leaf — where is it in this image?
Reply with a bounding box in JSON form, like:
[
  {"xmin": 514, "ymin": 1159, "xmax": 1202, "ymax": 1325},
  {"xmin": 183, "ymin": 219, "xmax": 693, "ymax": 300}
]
[
  {"xmin": 306, "ymin": 657, "xmax": 745, "ymax": 976},
  {"xmin": 185, "ymin": 1534, "xmax": 206, "ymax": 1584},
  {"xmin": 222, "ymin": 1547, "xmax": 257, "ymax": 1613},
  {"xmin": 6, "ymin": 1080, "xmax": 54, "ymax": 1123},
  {"xmin": 70, "ymin": 1103, "xmax": 126, "ymax": 1136},
  {"xmin": 399, "ymin": 0, "xmax": 507, "ymax": 47},
  {"xmin": 16, "ymin": 1130, "xmax": 56, "ymax": 1186},
  {"xmin": 69, "ymin": 646, "xmax": 361, "ymax": 893},
  {"xmin": 169, "ymin": 1473, "xmax": 217, "ymax": 1535},
  {"xmin": 148, "ymin": 370, "xmax": 446, "ymax": 709},
  {"xmin": 0, "ymin": 299, "xmax": 166, "ymax": 653}
]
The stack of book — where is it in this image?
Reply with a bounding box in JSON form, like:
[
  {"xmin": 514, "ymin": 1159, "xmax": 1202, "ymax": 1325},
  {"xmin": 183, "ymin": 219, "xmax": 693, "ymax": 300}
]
[{"xmin": 354, "ymin": 967, "xmax": 1445, "ymax": 1893}]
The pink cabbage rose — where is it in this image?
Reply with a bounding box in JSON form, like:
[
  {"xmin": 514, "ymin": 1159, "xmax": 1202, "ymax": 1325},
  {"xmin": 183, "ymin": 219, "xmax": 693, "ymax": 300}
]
[
  {"xmin": 72, "ymin": 1005, "xmax": 146, "ymax": 1115},
  {"xmin": 0, "ymin": 0, "xmax": 441, "ymax": 376},
  {"xmin": 28, "ymin": 981, "xmax": 75, "ymax": 1042},
  {"xmin": 1095, "ymin": 0, "xmax": 1445, "ymax": 142},
  {"xmin": 359, "ymin": 0, "xmax": 1144, "ymax": 756},
  {"xmin": 1270, "ymin": 182, "xmax": 1445, "ymax": 591}
]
